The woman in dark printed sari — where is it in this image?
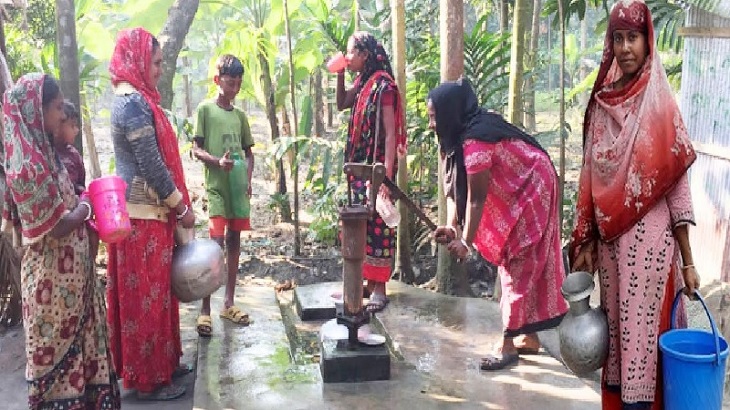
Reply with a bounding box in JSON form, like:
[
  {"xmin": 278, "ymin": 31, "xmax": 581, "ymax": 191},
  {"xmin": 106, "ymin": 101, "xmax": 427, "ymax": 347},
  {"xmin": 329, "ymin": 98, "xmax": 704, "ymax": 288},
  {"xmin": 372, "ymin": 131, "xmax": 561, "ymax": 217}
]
[
  {"xmin": 336, "ymin": 31, "xmax": 407, "ymax": 312},
  {"xmin": 2, "ymin": 73, "xmax": 120, "ymax": 409}
]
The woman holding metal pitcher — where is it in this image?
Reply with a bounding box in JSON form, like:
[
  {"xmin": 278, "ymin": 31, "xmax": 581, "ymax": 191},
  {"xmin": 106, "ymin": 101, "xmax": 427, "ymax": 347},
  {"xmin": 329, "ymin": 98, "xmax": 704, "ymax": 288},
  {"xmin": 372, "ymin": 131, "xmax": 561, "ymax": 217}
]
[{"xmin": 570, "ymin": 1, "xmax": 700, "ymax": 408}]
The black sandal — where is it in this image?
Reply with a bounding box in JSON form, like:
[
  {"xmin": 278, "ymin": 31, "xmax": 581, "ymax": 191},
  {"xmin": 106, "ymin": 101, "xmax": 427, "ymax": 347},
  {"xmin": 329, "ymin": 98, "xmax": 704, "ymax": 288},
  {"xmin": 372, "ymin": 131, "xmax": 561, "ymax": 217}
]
[
  {"xmin": 479, "ymin": 352, "xmax": 519, "ymax": 371},
  {"xmin": 172, "ymin": 363, "xmax": 194, "ymax": 378},
  {"xmin": 366, "ymin": 293, "xmax": 390, "ymax": 313},
  {"xmin": 137, "ymin": 384, "xmax": 186, "ymax": 401}
]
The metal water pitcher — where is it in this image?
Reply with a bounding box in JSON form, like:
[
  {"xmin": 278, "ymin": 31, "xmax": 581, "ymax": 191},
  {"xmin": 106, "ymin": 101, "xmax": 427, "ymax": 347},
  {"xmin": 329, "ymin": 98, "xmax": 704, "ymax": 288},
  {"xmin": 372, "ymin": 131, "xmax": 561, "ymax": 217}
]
[{"xmin": 558, "ymin": 271, "xmax": 609, "ymax": 376}]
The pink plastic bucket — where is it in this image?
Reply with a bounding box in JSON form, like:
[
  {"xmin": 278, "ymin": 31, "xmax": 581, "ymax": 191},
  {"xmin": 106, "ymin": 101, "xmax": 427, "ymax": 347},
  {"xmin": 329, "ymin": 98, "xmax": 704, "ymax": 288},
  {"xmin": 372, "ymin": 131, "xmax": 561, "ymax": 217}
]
[{"xmin": 88, "ymin": 176, "xmax": 131, "ymax": 243}]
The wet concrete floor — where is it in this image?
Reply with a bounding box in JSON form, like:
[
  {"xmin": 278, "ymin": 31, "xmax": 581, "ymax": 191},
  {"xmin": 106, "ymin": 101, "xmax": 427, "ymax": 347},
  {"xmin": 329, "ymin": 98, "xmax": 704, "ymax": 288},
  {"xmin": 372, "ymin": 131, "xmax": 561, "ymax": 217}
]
[{"xmin": 193, "ymin": 282, "xmax": 601, "ymax": 409}]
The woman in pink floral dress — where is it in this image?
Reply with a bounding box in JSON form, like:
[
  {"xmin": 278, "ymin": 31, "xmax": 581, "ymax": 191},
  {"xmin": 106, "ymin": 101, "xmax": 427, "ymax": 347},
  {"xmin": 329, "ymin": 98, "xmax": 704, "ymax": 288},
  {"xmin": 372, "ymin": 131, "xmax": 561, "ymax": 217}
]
[
  {"xmin": 570, "ymin": 2, "xmax": 700, "ymax": 409},
  {"xmin": 430, "ymin": 78, "xmax": 568, "ymax": 371}
]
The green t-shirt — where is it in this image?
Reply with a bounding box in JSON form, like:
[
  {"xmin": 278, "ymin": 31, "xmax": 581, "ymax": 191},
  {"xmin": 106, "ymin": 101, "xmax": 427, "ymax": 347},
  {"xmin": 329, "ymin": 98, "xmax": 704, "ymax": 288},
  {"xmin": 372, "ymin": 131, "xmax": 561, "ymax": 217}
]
[{"xmin": 194, "ymin": 100, "xmax": 255, "ymax": 218}]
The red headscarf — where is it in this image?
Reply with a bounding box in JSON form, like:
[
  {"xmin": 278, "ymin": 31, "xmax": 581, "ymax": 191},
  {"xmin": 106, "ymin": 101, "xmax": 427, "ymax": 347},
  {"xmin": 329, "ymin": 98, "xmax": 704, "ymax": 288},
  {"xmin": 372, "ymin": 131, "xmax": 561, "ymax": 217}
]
[
  {"xmin": 2, "ymin": 74, "xmax": 66, "ymax": 244},
  {"xmin": 570, "ymin": 0, "xmax": 696, "ymax": 254},
  {"xmin": 108, "ymin": 27, "xmax": 190, "ymax": 215}
]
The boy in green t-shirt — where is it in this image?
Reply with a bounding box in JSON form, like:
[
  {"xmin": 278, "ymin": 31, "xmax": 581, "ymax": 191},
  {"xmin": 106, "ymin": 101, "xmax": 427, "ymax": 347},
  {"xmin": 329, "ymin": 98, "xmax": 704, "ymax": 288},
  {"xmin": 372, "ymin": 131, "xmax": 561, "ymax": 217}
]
[{"xmin": 192, "ymin": 54, "xmax": 255, "ymax": 336}]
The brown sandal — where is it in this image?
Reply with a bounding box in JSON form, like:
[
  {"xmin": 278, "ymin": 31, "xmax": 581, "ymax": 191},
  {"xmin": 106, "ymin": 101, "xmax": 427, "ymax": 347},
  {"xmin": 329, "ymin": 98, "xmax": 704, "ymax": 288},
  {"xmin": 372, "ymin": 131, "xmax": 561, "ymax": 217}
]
[
  {"xmin": 219, "ymin": 306, "xmax": 250, "ymax": 325},
  {"xmin": 196, "ymin": 315, "xmax": 212, "ymax": 337}
]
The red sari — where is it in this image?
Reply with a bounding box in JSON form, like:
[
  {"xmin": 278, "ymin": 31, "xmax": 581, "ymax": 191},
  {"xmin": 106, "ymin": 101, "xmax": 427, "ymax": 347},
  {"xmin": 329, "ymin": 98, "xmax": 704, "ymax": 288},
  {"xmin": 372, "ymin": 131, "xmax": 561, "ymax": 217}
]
[{"xmin": 105, "ymin": 28, "xmax": 191, "ymax": 393}]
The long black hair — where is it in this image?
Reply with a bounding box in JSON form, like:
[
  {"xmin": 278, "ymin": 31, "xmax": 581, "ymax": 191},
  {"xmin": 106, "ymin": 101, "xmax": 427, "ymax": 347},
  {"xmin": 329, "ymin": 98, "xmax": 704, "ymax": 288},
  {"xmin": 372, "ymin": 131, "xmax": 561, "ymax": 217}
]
[
  {"xmin": 350, "ymin": 31, "xmax": 393, "ymax": 90},
  {"xmin": 42, "ymin": 75, "xmax": 61, "ymax": 109}
]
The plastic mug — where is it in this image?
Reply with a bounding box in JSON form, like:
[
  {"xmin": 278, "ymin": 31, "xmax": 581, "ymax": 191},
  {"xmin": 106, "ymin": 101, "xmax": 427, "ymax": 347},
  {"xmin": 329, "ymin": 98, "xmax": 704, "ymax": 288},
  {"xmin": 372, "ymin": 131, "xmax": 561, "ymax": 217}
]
[{"xmin": 326, "ymin": 52, "xmax": 348, "ymax": 73}]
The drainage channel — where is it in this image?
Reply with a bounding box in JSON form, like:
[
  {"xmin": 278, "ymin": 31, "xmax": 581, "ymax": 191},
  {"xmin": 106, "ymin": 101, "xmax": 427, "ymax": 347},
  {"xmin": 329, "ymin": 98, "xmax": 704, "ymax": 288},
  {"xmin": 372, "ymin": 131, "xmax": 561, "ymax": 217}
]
[{"xmin": 277, "ymin": 289, "xmax": 325, "ymax": 366}]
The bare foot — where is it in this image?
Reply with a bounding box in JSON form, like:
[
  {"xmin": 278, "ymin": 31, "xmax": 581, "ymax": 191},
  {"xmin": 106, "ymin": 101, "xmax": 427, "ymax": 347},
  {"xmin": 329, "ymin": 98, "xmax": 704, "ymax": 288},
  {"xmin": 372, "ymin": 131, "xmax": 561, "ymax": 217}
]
[{"xmin": 513, "ymin": 333, "xmax": 541, "ymax": 354}]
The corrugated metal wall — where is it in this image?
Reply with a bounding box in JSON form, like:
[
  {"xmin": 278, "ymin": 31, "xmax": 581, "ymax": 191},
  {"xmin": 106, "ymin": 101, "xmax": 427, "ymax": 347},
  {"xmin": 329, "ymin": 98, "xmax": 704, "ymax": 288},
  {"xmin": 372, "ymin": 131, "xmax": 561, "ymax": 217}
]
[{"xmin": 681, "ymin": 7, "xmax": 730, "ymax": 282}]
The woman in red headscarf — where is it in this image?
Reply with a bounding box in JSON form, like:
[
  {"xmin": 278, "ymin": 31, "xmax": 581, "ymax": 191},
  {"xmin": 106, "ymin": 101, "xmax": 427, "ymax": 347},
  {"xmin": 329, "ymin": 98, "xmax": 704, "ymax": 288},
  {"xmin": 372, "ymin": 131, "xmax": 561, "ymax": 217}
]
[
  {"xmin": 570, "ymin": 1, "xmax": 700, "ymax": 409},
  {"xmin": 105, "ymin": 27, "xmax": 195, "ymax": 401}
]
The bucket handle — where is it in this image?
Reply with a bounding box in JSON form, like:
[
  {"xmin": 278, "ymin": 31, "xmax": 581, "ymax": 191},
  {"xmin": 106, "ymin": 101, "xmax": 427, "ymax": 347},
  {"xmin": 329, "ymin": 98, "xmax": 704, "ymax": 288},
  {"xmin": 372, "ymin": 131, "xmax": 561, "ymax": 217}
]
[{"xmin": 670, "ymin": 288, "xmax": 722, "ymax": 366}]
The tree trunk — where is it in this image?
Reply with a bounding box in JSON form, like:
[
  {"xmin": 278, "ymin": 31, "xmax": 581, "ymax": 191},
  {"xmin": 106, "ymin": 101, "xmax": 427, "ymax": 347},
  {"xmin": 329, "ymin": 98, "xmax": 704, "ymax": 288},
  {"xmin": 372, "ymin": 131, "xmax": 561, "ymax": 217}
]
[
  {"xmin": 182, "ymin": 55, "xmax": 192, "ymax": 117},
  {"xmin": 0, "ymin": 46, "xmax": 19, "ymax": 327},
  {"xmin": 55, "ymin": 0, "xmax": 82, "ymax": 153},
  {"xmin": 283, "ymin": 0, "xmax": 301, "ymax": 255},
  {"xmin": 436, "ymin": 0, "xmax": 469, "ymax": 296},
  {"xmin": 260, "ymin": 54, "xmax": 293, "ymax": 223},
  {"xmin": 579, "ymin": 17, "xmax": 589, "ymax": 107},
  {"xmin": 157, "ymin": 0, "xmax": 200, "ymax": 110},
  {"xmin": 325, "ymin": 74, "xmax": 333, "ymax": 128},
  {"xmin": 0, "ymin": 14, "xmax": 7, "ymax": 58},
  {"xmin": 547, "ymin": 21, "xmax": 552, "ymax": 92},
  {"xmin": 507, "ymin": 0, "xmax": 529, "ymax": 127},
  {"xmin": 558, "ymin": 0, "xmax": 566, "ymax": 230},
  {"xmin": 314, "ymin": 70, "xmax": 325, "ymax": 138},
  {"xmin": 0, "ymin": 38, "xmax": 10, "ymax": 98},
  {"xmin": 354, "ymin": 0, "xmax": 361, "ymax": 31},
  {"xmin": 500, "ymin": 0, "xmax": 509, "ymax": 34},
  {"xmin": 523, "ymin": 0, "xmax": 541, "ymax": 132},
  {"xmin": 391, "ymin": 0, "xmax": 414, "ymax": 284},
  {"xmin": 80, "ymin": 91, "xmax": 101, "ymax": 179}
]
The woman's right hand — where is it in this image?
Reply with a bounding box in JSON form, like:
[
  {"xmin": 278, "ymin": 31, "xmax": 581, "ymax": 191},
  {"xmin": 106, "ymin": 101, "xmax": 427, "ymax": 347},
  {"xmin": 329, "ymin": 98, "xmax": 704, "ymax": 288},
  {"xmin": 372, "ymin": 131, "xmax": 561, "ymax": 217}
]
[
  {"xmin": 175, "ymin": 201, "xmax": 196, "ymax": 229},
  {"xmin": 179, "ymin": 207, "xmax": 195, "ymax": 228},
  {"xmin": 434, "ymin": 226, "xmax": 457, "ymax": 244},
  {"xmin": 572, "ymin": 240, "xmax": 597, "ymax": 273}
]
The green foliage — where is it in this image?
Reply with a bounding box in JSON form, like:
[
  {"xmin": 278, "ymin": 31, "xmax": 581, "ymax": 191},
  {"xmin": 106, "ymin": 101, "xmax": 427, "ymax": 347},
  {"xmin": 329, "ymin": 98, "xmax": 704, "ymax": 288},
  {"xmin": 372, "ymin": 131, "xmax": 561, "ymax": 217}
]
[
  {"xmin": 464, "ymin": 18, "xmax": 511, "ymax": 111},
  {"xmin": 646, "ymin": 0, "xmax": 685, "ymax": 53},
  {"xmin": 542, "ymin": 0, "xmax": 604, "ymax": 26},
  {"xmin": 305, "ymin": 0, "xmax": 357, "ymax": 52},
  {"xmin": 4, "ymin": 27, "xmax": 38, "ymax": 80},
  {"xmin": 4, "ymin": 0, "xmax": 56, "ymax": 79},
  {"xmin": 8, "ymin": 0, "xmax": 56, "ymax": 43}
]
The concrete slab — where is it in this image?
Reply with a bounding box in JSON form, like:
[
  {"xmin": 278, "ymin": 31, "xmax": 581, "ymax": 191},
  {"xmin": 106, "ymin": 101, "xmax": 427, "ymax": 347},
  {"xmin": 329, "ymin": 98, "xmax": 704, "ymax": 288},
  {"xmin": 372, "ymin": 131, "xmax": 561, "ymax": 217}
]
[
  {"xmin": 293, "ymin": 281, "xmax": 341, "ymax": 321},
  {"xmin": 193, "ymin": 285, "xmax": 323, "ymax": 410},
  {"xmin": 373, "ymin": 282, "xmax": 602, "ymax": 409},
  {"xmin": 194, "ymin": 281, "xmax": 605, "ymax": 410},
  {"xmin": 320, "ymin": 339, "xmax": 390, "ymax": 383}
]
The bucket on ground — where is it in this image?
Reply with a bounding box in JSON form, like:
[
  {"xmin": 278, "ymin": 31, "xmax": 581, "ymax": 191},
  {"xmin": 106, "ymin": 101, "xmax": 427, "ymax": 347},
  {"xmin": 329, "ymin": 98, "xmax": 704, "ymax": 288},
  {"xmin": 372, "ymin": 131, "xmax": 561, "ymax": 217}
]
[
  {"xmin": 87, "ymin": 176, "xmax": 132, "ymax": 243},
  {"xmin": 659, "ymin": 289, "xmax": 728, "ymax": 410}
]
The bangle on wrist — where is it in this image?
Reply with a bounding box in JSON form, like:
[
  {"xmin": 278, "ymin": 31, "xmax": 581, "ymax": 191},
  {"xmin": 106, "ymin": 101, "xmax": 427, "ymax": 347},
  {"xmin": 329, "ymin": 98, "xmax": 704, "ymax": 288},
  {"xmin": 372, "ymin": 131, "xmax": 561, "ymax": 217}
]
[
  {"xmin": 79, "ymin": 202, "xmax": 92, "ymax": 221},
  {"xmin": 681, "ymin": 264, "xmax": 695, "ymax": 270},
  {"xmin": 460, "ymin": 237, "xmax": 472, "ymax": 251},
  {"xmin": 176, "ymin": 204, "xmax": 189, "ymax": 220}
]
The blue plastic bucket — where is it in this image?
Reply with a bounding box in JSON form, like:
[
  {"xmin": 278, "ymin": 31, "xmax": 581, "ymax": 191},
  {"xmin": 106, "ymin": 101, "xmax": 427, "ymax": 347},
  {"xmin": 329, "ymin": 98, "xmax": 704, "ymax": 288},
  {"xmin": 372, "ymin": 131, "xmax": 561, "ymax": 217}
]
[{"xmin": 659, "ymin": 289, "xmax": 728, "ymax": 410}]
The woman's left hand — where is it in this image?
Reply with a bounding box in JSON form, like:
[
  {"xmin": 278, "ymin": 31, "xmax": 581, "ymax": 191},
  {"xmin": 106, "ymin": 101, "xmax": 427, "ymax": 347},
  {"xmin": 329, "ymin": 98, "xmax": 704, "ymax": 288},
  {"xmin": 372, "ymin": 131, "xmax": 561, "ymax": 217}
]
[
  {"xmin": 682, "ymin": 266, "xmax": 700, "ymax": 296},
  {"xmin": 378, "ymin": 184, "xmax": 391, "ymax": 202},
  {"xmin": 447, "ymin": 239, "xmax": 469, "ymax": 261}
]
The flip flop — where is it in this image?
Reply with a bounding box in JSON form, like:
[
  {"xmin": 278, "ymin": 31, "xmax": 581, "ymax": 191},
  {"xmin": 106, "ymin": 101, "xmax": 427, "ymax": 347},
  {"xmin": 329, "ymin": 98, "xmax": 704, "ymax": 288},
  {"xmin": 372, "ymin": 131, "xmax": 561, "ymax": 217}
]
[
  {"xmin": 220, "ymin": 306, "xmax": 250, "ymax": 325},
  {"xmin": 479, "ymin": 352, "xmax": 519, "ymax": 371},
  {"xmin": 196, "ymin": 315, "xmax": 212, "ymax": 337},
  {"xmin": 137, "ymin": 384, "xmax": 186, "ymax": 401},
  {"xmin": 172, "ymin": 363, "xmax": 194, "ymax": 378},
  {"xmin": 366, "ymin": 293, "xmax": 389, "ymax": 313}
]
